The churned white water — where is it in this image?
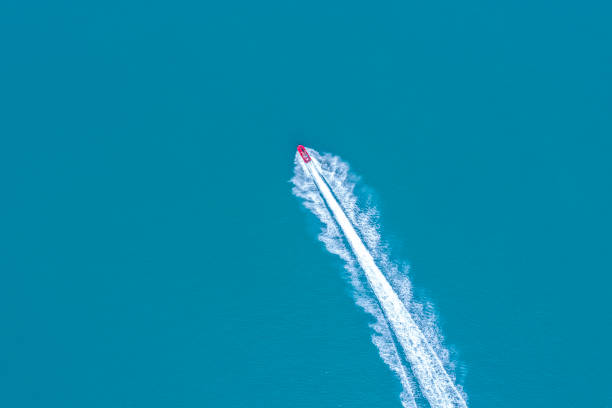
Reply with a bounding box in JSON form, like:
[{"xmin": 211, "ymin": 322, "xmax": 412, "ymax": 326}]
[{"xmin": 291, "ymin": 148, "xmax": 467, "ymax": 408}]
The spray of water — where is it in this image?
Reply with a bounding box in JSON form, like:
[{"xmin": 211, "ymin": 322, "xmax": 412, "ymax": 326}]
[{"xmin": 291, "ymin": 148, "xmax": 467, "ymax": 408}]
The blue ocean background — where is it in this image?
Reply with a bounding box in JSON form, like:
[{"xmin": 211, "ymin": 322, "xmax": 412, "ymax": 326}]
[{"xmin": 1, "ymin": 0, "xmax": 611, "ymax": 407}]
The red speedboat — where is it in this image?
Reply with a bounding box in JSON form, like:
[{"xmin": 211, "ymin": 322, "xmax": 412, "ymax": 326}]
[{"xmin": 297, "ymin": 145, "xmax": 311, "ymax": 163}]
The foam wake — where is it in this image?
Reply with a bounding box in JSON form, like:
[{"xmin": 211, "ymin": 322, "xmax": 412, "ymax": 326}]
[{"xmin": 291, "ymin": 148, "xmax": 467, "ymax": 408}]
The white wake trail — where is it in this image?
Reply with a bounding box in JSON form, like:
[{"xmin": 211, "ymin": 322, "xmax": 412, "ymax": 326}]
[{"xmin": 292, "ymin": 149, "xmax": 467, "ymax": 408}]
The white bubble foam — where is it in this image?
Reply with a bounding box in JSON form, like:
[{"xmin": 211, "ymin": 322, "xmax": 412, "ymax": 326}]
[{"xmin": 291, "ymin": 148, "xmax": 468, "ymax": 408}]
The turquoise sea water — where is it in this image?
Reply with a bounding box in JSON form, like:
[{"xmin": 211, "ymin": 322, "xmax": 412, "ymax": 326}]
[{"xmin": 1, "ymin": 0, "xmax": 611, "ymax": 407}]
